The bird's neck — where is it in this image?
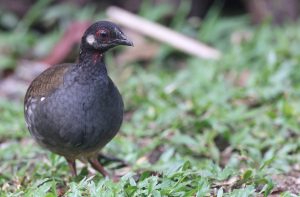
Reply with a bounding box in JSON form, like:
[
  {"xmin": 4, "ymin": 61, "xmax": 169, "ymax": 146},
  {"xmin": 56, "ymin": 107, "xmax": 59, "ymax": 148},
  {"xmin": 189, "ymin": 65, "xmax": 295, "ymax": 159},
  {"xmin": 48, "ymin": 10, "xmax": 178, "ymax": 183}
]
[{"xmin": 78, "ymin": 48, "xmax": 107, "ymax": 76}]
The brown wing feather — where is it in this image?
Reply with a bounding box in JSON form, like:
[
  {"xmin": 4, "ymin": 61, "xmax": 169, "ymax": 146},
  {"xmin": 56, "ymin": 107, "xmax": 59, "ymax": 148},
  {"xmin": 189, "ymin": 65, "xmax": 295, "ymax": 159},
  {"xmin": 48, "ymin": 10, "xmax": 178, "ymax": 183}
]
[{"xmin": 25, "ymin": 63, "xmax": 72, "ymax": 100}]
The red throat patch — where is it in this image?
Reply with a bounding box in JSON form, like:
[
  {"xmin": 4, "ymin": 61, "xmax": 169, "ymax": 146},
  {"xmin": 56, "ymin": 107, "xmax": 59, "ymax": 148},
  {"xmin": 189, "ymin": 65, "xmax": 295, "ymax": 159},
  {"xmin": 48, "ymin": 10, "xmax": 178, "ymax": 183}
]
[{"xmin": 92, "ymin": 53, "xmax": 102, "ymax": 64}]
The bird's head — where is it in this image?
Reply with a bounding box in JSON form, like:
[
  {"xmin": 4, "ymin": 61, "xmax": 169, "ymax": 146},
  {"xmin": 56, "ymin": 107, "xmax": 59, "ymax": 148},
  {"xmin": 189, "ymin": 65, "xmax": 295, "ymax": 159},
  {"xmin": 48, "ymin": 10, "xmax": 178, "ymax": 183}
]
[{"xmin": 81, "ymin": 21, "xmax": 133, "ymax": 53}]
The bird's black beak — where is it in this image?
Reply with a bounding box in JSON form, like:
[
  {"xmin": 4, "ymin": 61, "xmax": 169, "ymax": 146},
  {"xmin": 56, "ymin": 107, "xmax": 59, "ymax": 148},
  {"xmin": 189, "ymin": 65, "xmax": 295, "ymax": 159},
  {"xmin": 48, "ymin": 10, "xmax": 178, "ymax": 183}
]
[{"xmin": 116, "ymin": 31, "xmax": 134, "ymax": 46}]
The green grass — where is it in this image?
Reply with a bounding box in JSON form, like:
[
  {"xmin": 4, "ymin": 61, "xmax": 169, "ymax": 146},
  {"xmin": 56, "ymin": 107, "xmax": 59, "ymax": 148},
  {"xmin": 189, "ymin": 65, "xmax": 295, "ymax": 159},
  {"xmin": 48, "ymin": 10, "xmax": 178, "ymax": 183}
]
[{"xmin": 1, "ymin": 1, "xmax": 300, "ymax": 196}]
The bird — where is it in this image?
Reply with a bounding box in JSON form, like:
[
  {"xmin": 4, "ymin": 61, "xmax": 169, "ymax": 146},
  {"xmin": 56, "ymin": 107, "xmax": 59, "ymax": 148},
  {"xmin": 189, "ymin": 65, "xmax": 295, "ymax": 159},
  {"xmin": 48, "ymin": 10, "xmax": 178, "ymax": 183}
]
[{"xmin": 24, "ymin": 21, "xmax": 133, "ymax": 177}]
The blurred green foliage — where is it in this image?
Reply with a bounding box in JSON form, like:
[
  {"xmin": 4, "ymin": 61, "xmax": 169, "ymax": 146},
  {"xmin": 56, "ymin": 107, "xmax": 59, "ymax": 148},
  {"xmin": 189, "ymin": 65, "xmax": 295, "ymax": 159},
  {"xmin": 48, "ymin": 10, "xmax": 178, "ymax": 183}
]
[{"xmin": 1, "ymin": 0, "xmax": 300, "ymax": 196}]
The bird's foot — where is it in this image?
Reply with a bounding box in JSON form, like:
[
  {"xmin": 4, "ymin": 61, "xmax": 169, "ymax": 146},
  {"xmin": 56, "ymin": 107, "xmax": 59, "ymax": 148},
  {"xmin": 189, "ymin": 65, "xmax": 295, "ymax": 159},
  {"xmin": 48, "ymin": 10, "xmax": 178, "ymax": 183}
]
[{"xmin": 88, "ymin": 157, "xmax": 110, "ymax": 178}]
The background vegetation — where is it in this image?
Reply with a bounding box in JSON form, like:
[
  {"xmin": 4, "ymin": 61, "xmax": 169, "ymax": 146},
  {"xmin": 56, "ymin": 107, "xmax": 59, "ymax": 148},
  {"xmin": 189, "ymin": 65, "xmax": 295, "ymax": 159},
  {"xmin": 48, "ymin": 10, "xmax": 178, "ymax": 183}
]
[{"xmin": 1, "ymin": 0, "xmax": 300, "ymax": 196}]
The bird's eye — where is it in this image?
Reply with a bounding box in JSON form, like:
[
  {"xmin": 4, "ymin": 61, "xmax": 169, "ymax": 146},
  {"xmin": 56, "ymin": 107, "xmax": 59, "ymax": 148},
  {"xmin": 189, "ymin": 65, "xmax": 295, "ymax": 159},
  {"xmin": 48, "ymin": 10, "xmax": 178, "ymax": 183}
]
[
  {"xmin": 100, "ymin": 31, "xmax": 107, "ymax": 38},
  {"xmin": 97, "ymin": 29, "xmax": 108, "ymax": 39}
]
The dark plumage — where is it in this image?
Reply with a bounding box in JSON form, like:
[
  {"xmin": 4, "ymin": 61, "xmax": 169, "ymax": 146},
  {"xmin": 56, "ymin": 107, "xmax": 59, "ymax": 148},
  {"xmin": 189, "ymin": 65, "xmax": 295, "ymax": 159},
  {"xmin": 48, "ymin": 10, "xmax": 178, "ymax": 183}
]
[{"xmin": 24, "ymin": 21, "xmax": 133, "ymax": 177}]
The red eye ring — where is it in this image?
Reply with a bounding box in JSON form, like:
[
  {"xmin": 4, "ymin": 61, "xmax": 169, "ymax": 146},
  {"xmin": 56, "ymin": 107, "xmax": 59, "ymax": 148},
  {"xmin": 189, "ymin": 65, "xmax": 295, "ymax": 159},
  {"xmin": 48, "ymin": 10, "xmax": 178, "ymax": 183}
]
[{"xmin": 96, "ymin": 29, "xmax": 108, "ymax": 39}]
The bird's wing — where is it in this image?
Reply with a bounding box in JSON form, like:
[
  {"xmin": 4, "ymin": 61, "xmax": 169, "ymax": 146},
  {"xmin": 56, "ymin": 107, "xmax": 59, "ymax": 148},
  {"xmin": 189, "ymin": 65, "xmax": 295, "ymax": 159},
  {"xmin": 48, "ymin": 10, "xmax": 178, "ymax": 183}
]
[{"xmin": 25, "ymin": 63, "xmax": 72, "ymax": 101}]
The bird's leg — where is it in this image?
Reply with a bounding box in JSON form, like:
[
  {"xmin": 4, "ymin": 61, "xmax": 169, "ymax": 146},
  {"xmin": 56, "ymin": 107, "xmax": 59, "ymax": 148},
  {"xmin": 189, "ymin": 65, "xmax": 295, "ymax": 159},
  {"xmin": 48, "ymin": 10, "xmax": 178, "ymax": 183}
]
[
  {"xmin": 66, "ymin": 158, "xmax": 77, "ymax": 176},
  {"xmin": 88, "ymin": 157, "xmax": 110, "ymax": 177}
]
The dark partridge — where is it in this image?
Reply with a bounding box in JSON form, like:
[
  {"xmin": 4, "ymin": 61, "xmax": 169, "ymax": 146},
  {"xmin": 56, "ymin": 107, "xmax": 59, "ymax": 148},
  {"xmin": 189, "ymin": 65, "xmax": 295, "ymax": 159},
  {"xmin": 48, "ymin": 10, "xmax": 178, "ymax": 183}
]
[{"xmin": 24, "ymin": 21, "xmax": 133, "ymax": 177}]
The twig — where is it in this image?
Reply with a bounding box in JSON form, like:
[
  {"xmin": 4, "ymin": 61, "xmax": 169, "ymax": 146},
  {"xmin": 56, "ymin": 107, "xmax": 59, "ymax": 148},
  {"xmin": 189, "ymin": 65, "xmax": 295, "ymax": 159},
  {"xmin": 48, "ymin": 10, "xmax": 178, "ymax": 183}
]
[{"xmin": 106, "ymin": 6, "xmax": 222, "ymax": 60}]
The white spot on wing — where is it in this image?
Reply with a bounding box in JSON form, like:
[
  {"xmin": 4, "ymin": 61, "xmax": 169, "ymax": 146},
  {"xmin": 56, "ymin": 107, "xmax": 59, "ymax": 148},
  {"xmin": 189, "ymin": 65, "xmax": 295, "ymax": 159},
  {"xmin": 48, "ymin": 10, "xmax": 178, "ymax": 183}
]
[
  {"xmin": 86, "ymin": 34, "xmax": 95, "ymax": 45},
  {"xmin": 27, "ymin": 107, "xmax": 33, "ymax": 116},
  {"xmin": 40, "ymin": 97, "xmax": 45, "ymax": 101}
]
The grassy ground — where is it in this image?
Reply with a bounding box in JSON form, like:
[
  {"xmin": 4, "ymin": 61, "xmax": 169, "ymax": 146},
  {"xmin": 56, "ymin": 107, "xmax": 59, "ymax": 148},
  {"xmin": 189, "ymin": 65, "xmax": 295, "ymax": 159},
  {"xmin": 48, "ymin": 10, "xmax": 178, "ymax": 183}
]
[{"xmin": 1, "ymin": 2, "xmax": 300, "ymax": 196}]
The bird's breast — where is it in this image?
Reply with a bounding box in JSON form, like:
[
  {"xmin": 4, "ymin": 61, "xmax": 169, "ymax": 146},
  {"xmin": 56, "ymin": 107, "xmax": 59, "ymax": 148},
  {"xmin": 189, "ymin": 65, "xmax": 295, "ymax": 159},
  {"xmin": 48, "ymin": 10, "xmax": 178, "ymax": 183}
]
[{"xmin": 29, "ymin": 78, "xmax": 123, "ymax": 154}]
